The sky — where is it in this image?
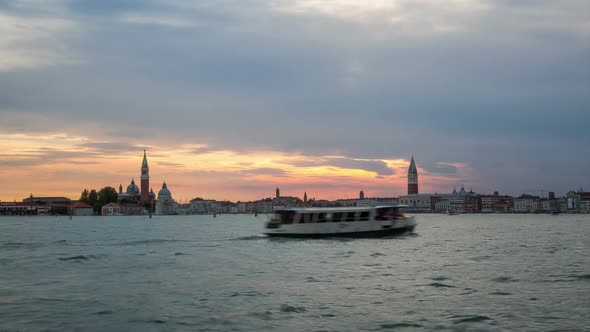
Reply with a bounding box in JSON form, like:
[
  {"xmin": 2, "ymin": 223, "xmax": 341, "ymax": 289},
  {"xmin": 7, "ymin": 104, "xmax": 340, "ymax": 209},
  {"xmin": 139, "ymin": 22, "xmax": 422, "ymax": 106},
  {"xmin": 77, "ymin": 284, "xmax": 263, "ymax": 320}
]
[{"xmin": 0, "ymin": 0, "xmax": 589, "ymax": 202}]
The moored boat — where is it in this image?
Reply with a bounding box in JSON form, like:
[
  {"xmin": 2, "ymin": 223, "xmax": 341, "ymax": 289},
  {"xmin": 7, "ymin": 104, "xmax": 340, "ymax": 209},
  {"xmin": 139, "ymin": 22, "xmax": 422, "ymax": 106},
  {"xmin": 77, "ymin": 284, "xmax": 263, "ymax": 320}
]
[{"xmin": 265, "ymin": 205, "xmax": 415, "ymax": 238}]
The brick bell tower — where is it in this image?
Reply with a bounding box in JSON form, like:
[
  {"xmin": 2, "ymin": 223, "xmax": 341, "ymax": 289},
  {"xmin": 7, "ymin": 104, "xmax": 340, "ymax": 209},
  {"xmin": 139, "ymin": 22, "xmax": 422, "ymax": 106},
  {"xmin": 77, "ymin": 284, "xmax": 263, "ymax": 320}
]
[
  {"xmin": 140, "ymin": 150, "xmax": 150, "ymax": 204},
  {"xmin": 407, "ymin": 155, "xmax": 418, "ymax": 195}
]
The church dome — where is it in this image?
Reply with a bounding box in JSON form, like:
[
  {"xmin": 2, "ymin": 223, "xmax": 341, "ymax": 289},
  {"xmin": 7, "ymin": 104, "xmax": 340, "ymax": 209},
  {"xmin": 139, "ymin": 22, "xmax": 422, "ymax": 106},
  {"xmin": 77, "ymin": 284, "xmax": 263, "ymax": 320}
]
[
  {"xmin": 158, "ymin": 182, "xmax": 172, "ymax": 198},
  {"xmin": 126, "ymin": 179, "xmax": 140, "ymax": 195}
]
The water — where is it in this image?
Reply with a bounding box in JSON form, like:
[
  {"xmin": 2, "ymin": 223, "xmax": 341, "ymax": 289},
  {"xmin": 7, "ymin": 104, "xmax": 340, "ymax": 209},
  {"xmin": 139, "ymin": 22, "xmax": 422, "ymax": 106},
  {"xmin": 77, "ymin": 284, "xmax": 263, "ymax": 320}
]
[{"xmin": 1, "ymin": 214, "xmax": 588, "ymax": 331}]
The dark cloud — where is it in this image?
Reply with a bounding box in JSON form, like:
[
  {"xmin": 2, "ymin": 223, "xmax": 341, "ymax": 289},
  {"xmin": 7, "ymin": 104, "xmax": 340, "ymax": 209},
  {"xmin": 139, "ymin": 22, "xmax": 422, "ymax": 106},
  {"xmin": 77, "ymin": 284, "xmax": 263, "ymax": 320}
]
[
  {"xmin": 0, "ymin": 0, "xmax": 588, "ymax": 195},
  {"xmin": 424, "ymin": 164, "xmax": 458, "ymax": 175}
]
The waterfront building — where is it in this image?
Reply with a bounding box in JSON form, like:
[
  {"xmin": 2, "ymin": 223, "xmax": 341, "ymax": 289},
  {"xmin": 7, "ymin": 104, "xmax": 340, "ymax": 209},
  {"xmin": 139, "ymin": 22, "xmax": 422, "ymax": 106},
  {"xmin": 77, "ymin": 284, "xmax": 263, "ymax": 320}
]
[
  {"xmin": 119, "ymin": 203, "xmax": 143, "ymax": 216},
  {"xmin": 399, "ymin": 194, "xmax": 433, "ymax": 212},
  {"xmin": 156, "ymin": 182, "xmax": 175, "ymax": 215},
  {"xmin": 407, "ymin": 156, "xmax": 418, "ymax": 195},
  {"xmin": 513, "ymin": 194, "xmax": 540, "ymax": 213},
  {"xmin": 101, "ymin": 202, "xmax": 121, "ymax": 216},
  {"xmin": 118, "ymin": 179, "xmax": 141, "ymax": 202},
  {"xmin": 480, "ymin": 192, "xmax": 514, "ymax": 213},
  {"xmin": 0, "ymin": 202, "xmax": 38, "ymax": 215},
  {"xmin": 117, "ymin": 151, "xmax": 157, "ymax": 214},
  {"xmin": 20, "ymin": 196, "xmax": 72, "ymax": 215},
  {"xmin": 566, "ymin": 188, "xmax": 590, "ymax": 212},
  {"xmin": 68, "ymin": 202, "xmax": 94, "ymax": 216}
]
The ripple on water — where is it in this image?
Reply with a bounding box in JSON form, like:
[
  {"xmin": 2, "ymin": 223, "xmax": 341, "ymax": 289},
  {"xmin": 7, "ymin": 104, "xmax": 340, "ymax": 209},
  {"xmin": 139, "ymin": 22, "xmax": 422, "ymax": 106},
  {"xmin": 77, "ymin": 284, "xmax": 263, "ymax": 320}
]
[
  {"xmin": 117, "ymin": 239, "xmax": 184, "ymax": 246},
  {"xmin": 379, "ymin": 322, "xmax": 424, "ymax": 329},
  {"xmin": 431, "ymin": 276, "xmax": 451, "ymax": 281},
  {"xmin": 93, "ymin": 310, "xmax": 113, "ymax": 315},
  {"xmin": 452, "ymin": 315, "xmax": 493, "ymax": 324},
  {"xmin": 279, "ymin": 304, "xmax": 306, "ymax": 313},
  {"xmin": 568, "ymin": 274, "xmax": 590, "ymax": 281},
  {"xmin": 249, "ymin": 311, "xmax": 273, "ymax": 321},
  {"xmin": 58, "ymin": 254, "xmax": 107, "ymax": 261},
  {"xmin": 492, "ymin": 276, "xmax": 519, "ymax": 283},
  {"xmin": 306, "ymin": 277, "xmax": 331, "ymax": 283},
  {"xmin": 427, "ymin": 282, "xmax": 456, "ymax": 288},
  {"xmin": 489, "ymin": 291, "xmax": 512, "ymax": 296}
]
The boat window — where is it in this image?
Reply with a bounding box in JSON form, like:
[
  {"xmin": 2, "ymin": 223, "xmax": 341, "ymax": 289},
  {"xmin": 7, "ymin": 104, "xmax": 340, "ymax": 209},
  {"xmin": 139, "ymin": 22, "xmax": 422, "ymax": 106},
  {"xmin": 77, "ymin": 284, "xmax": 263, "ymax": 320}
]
[
  {"xmin": 301, "ymin": 213, "xmax": 312, "ymax": 224},
  {"xmin": 376, "ymin": 208, "xmax": 393, "ymax": 220},
  {"xmin": 332, "ymin": 212, "xmax": 342, "ymax": 222},
  {"xmin": 345, "ymin": 212, "xmax": 356, "ymax": 222},
  {"xmin": 317, "ymin": 213, "xmax": 327, "ymax": 223},
  {"xmin": 359, "ymin": 211, "xmax": 369, "ymax": 221},
  {"xmin": 279, "ymin": 211, "xmax": 295, "ymax": 224}
]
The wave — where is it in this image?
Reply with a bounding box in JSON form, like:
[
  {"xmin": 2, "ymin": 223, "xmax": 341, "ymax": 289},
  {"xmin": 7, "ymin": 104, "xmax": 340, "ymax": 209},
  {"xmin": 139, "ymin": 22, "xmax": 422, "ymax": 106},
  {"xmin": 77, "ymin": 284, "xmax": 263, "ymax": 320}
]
[
  {"xmin": 431, "ymin": 276, "xmax": 451, "ymax": 281},
  {"xmin": 380, "ymin": 322, "xmax": 424, "ymax": 329},
  {"xmin": 489, "ymin": 291, "xmax": 512, "ymax": 296},
  {"xmin": 117, "ymin": 239, "xmax": 185, "ymax": 246},
  {"xmin": 492, "ymin": 276, "xmax": 519, "ymax": 283},
  {"xmin": 1, "ymin": 242, "xmax": 42, "ymax": 249},
  {"xmin": 58, "ymin": 254, "xmax": 106, "ymax": 261},
  {"xmin": 452, "ymin": 315, "xmax": 493, "ymax": 324},
  {"xmin": 427, "ymin": 282, "xmax": 456, "ymax": 288},
  {"xmin": 230, "ymin": 235, "xmax": 268, "ymax": 241},
  {"xmin": 279, "ymin": 304, "xmax": 306, "ymax": 313},
  {"xmin": 94, "ymin": 310, "xmax": 113, "ymax": 315},
  {"xmin": 568, "ymin": 273, "xmax": 590, "ymax": 280}
]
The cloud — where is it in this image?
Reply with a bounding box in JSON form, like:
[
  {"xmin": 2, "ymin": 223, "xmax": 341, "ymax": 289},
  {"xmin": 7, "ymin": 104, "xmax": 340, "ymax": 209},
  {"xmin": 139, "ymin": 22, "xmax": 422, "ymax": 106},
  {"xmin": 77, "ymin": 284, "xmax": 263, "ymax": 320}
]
[
  {"xmin": 0, "ymin": 0, "xmax": 588, "ymax": 199},
  {"xmin": 424, "ymin": 162, "xmax": 458, "ymax": 175},
  {"xmin": 0, "ymin": 12, "xmax": 81, "ymax": 70},
  {"xmin": 240, "ymin": 168, "xmax": 288, "ymax": 176}
]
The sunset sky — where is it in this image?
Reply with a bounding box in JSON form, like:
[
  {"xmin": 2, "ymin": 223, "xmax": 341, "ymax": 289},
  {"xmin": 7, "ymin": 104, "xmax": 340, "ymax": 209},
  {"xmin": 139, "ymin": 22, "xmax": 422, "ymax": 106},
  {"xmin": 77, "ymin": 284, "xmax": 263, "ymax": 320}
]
[{"xmin": 1, "ymin": 0, "xmax": 589, "ymax": 202}]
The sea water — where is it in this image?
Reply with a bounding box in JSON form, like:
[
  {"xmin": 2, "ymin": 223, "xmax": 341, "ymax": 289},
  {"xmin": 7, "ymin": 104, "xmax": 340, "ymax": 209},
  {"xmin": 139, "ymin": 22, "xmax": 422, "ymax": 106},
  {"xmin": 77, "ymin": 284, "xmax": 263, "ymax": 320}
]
[{"xmin": 1, "ymin": 214, "xmax": 588, "ymax": 331}]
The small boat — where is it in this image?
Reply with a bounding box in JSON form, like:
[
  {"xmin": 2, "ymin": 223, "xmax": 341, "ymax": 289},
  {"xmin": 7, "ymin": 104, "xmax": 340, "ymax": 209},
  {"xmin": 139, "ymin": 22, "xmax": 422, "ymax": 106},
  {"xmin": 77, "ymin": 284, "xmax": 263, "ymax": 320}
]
[{"xmin": 264, "ymin": 205, "xmax": 415, "ymax": 238}]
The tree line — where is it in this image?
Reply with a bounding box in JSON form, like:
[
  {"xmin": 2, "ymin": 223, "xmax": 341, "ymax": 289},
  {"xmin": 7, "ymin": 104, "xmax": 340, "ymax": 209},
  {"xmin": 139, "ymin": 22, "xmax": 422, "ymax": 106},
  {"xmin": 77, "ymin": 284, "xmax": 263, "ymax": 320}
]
[{"xmin": 79, "ymin": 187, "xmax": 118, "ymax": 213}]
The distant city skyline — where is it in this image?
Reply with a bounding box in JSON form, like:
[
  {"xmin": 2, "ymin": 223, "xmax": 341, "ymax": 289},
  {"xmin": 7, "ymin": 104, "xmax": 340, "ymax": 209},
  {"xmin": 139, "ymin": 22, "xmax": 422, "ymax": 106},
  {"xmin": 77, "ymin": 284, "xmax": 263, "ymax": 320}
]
[{"xmin": 0, "ymin": 1, "xmax": 588, "ymax": 201}]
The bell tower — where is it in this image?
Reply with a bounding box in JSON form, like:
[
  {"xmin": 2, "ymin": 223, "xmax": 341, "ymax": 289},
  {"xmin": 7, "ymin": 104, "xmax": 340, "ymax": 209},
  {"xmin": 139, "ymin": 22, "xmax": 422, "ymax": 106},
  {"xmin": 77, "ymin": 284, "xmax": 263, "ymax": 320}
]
[
  {"xmin": 140, "ymin": 150, "xmax": 150, "ymax": 204},
  {"xmin": 407, "ymin": 155, "xmax": 418, "ymax": 195}
]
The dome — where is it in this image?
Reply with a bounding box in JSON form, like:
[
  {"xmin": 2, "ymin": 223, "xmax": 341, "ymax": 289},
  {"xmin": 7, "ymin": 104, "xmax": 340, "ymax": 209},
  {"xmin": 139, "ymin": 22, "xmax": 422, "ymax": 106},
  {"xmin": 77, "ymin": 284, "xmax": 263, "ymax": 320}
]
[
  {"xmin": 126, "ymin": 179, "xmax": 140, "ymax": 195},
  {"xmin": 158, "ymin": 182, "xmax": 172, "ymax": 198},
  {"xmin": 149, "ymin": 187, "xmax": 156, "ymax": 198}
]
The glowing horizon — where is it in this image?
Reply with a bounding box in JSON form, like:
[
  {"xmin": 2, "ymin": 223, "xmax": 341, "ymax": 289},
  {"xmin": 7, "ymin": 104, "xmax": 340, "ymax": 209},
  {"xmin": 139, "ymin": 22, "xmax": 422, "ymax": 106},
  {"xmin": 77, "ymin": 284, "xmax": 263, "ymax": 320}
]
[{"xmin": 0, "ymin": 133, "xmax": 475, "ymax": 203}]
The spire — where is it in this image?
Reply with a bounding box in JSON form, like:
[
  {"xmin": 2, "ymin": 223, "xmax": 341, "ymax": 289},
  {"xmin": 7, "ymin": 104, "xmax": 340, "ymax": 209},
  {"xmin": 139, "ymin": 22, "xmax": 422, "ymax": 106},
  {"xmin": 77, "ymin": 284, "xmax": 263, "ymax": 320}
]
[
  {"xmin": 409, "ymin": 155, "xmax": 416, "ymax": 170},
  {"xmin": 162, "ymin": 181, "xmax": 167, "ymax": 189},
  {"xmin": 142, "ymin": 149, "xmax": 149, "ymax": 169}
]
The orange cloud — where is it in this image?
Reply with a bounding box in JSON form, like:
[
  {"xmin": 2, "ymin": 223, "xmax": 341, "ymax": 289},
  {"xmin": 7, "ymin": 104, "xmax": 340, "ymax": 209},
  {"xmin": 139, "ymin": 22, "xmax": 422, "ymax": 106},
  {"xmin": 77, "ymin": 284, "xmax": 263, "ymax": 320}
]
[{"xmin": 0, "ymin": 133, "xmax": 471, "ymax": 202}]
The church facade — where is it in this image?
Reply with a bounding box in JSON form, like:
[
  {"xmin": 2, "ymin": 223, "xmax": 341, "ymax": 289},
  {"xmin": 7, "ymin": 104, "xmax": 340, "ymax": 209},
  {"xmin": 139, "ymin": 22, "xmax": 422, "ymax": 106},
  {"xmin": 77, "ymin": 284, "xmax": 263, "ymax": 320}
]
[{"xmin": 116, "ymin": 150, "xmax": 176, "ymax": 215}]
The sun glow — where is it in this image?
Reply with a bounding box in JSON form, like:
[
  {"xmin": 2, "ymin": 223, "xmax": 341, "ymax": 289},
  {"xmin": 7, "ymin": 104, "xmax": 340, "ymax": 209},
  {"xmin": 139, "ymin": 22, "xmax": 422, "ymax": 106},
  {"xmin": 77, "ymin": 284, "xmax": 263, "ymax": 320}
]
[{"xmin": 0, "ymin": 133, "xmax": 471, "ymax": 202}]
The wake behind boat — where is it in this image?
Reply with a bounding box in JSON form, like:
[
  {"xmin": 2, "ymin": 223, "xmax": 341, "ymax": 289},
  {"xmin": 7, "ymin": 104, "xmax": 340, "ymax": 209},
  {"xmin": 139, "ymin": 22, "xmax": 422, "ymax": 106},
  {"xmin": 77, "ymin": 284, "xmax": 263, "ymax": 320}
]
[{"xmin": 265, "ymin": 205, "xmax": 415, "ymax": 238}]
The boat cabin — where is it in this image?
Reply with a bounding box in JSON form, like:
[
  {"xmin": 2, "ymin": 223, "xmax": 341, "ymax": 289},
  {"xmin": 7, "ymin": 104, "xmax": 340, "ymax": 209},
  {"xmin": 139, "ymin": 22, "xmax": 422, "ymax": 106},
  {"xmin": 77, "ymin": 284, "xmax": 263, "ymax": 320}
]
[{"xmin": 270, "ymin": 206, "xmax": 407, "ymax": 226}]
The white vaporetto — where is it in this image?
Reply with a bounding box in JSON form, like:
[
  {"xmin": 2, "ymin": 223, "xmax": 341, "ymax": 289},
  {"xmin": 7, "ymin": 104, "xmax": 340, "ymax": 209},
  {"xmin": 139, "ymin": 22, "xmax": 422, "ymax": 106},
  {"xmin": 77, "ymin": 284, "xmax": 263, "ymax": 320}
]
[{"xmin": 265, "ymin": 205, "xmax": 416, "ymax": 238}]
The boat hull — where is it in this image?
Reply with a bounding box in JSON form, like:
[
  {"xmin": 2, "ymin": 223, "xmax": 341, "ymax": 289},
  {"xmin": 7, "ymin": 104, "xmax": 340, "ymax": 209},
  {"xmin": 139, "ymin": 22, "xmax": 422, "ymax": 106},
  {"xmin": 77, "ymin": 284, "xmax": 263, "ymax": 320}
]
[{"xmin": 265, "ymin": 225, "xmax": 415, "ymax": 238}]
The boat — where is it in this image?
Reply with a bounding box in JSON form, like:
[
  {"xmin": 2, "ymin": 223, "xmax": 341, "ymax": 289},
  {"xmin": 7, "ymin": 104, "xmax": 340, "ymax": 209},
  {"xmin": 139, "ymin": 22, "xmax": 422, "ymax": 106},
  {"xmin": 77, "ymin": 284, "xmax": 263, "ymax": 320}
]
[{"xmin": 264, "ymin": 205, "xmax": 416, "ymax": 238}]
